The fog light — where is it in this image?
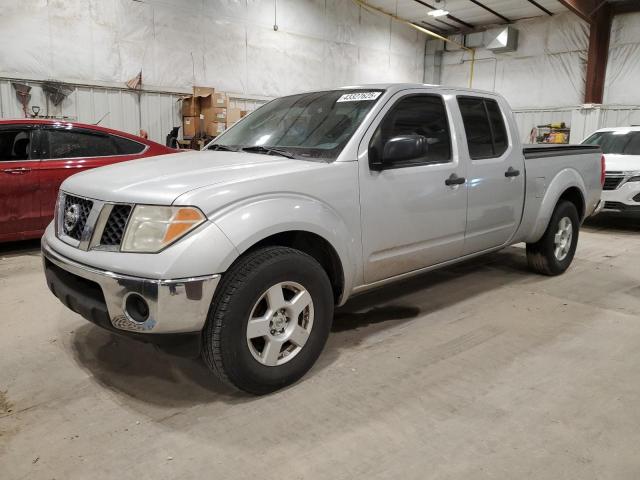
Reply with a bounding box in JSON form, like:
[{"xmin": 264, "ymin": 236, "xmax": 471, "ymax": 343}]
[{"xmin": 125, "ymin": 293, "xmax": 149, "ymax": 323}]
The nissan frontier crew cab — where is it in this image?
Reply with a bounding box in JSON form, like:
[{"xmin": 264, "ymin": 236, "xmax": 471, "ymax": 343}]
[{"xmin": 42, "ymin": 84, "xmax": 604, "ymax": 394}]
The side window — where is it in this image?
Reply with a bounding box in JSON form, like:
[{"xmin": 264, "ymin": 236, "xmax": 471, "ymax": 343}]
[
  {"xmin": 46, "ymin": 129, "xmax": 118, "ymax": 159},
  {"xmin": 458, "ymin": 96, "xmax": 509, "ymax": 159},
  {"xmin": 0, "ymin": 129, "xmax": 32, "ymax": 161},
  {"xmin": 369, "ymin": 94, "xmax": 452, "ymax": 168},
  {"xmin": 112, "ymin": 135, "xmax": 146, "ymax": 155}
]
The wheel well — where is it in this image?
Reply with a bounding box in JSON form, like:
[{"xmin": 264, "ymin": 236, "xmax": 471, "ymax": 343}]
[
  {"xmin": 558, "ymin": 187, "xmax": 585, "ymax": 220},
  {"xmin": 247, "ymin": 231, "xmax": 344, "ymax": 304}
]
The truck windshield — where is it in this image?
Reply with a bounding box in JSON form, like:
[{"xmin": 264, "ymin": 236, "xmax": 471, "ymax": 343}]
[
  {"xmin": 207, "ymin": 89, "xmax": 384, "ymax": 161},
  {"xmin": 583, "ymin": 131, "xmax": 640, "ymax": 156}
]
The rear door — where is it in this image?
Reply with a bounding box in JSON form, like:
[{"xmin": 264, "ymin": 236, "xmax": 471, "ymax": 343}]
[
  {"xmin": 37, "ymin": 126, "xmax": 146, "ymax": 228},
  {"xmin": 456, "ymin": 95, "xmax": 525, "ymax": 254},
  {"xmin": 0, "ymin": 125, "xmax": 41, "ymax": 239}
]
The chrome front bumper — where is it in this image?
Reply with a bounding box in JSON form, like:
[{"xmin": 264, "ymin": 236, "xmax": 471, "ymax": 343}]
[{"xmin": 42, "ymin": 239, "xmax": 220, "ymax": 334}]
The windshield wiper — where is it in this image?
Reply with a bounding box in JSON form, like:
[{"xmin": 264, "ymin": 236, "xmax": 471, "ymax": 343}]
[
  {"xmin": 241, "ymin": 145, "xmax": 296, "ymax": 159},
  {"xmin": 208, "ymin": 144, "xmax": 238, "ymax": 152}
]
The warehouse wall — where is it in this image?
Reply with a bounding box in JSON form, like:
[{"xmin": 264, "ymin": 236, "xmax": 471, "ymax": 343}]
[
  {"xmin": 426, "ymin": 11, "xmax": 640, "ymax": 110},
  {"xmin": 425, "ymin": 12, "xmax": 589, "ymax": 110},
  {"xmin": 0, "ymin": 0, "xmax": 426, "ymax": 97},
  {"xmin": 604, "ymin": 12, "xmax": 640, "ymax": 105},
  {"xmin": 0, "ymin": 79, "xmax": 269, "ymax": 143}
]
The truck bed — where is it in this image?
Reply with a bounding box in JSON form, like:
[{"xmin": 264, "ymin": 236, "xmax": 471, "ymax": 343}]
[
  {"xmin": 513, "ymin": 144, "xmax": 602, "ymax": 245},
  {"xmin": 523, "ymin": 144, "xmax": 601, "ymax": 159}
]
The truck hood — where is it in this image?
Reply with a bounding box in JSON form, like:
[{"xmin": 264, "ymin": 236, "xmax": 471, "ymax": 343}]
[
  {"xmin": 61, "ymin": 150, "xmax": 325, "ymax": 204},
  {"xmin": 604, "ymin": 153, "xmax": 640, "ymax": 173}
]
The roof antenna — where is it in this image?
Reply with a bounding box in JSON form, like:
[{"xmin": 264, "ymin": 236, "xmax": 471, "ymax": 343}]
[{"xmin": 94, "ymin": 111, "xmax": 110, "ymax": 125}]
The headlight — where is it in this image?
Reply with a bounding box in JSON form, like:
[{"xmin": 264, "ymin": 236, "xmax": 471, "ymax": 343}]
[
  {"xmin": 121, "ymin": 205, "xmax": 206, "ymax": 253},
  {"xmin": 628, "ymin": 175, "xmax": 640, "ymax": 182}
]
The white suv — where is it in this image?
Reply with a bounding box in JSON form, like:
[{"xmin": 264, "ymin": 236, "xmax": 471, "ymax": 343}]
[{"xmin": 583, "ymin": 127, "xmax": 640, "ymax": 216}]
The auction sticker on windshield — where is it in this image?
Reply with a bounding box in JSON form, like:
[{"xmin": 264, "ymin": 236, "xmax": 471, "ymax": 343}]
[{"xmin": 337, "ymin": 92, "xmax": 382, "ymax": 102}]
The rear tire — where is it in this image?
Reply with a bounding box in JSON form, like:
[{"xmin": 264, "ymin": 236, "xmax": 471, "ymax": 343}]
[
  {"xmin": 202, "ymin": 246, "xmax": 334, "ymax": 395},
  {"xmin": 526, "ymin": 200, "xmax": 580, "ymax": 276}
]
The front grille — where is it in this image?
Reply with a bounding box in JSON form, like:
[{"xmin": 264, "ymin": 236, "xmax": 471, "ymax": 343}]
[
  {"xmin": 603, "ymin": 175, "xmax": 624, "ymax": 191},
  {"xmin": 604, "ymin": 201, "xmax": 623, "ymax": 210},
  {"xmin": 62, "ymin": 194, "xmax": 93, "ymax": 240},
  {"xmin": 100, "ymin": 205, "xmax": 132, "ymax": 246}
]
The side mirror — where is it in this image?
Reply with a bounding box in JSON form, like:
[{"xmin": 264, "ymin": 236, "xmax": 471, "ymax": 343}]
[{"xmin": 382, "ymin": 134, "xmax": 428, "ymax": 165}]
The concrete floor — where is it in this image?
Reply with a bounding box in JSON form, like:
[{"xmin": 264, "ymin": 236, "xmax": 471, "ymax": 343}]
[{"xmin": 1, "ymin": 216, "xmax": 640, "ymax": 479}]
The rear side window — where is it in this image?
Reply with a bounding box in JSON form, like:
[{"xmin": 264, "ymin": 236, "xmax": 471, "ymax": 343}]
[
  {"xmin": 0, "ymin": 129, "xmax": 32, "ymax": 161},
  {"xmin": 112, "ymin": 135, "xmax": 145, "ymax": 155},
  {"xmin": 457, "ymin": 97, "xmax": 509, "ymax": 159},
  {"xmin": 46, "ymin": 129, "xmax": 118, "ymax": 159}
]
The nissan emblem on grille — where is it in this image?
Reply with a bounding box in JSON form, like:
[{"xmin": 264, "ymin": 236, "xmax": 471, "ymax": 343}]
[
  {"xmin": 61, "ymin": 194, "xmax": 94, "ymax": 241},
  {"xmin": 64, "ymin": 204, "xmax": 81, "ymax": 232}
]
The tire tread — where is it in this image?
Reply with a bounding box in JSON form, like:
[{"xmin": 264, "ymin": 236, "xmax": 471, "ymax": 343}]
[
  {"xmin": 526, "ymin": 200, "xmax": 579, "ymax": 276},
  {"xmin": 202, "ymin": 246, "xmax": 322, "ymax": 391}
]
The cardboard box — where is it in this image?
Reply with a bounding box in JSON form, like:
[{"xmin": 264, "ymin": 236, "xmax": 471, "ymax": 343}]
[
  {"xmin": 181, "ymin": 97, "xmax": 199, "ymax": 117},
  {"xmin": 181, "ymin": 87, "xmax": 216, "ymax": 124},
  {"xmin": 193, "ymin": 86, "xmax": 214, "ymax": 98},
  {"xmin": 227, "ymin": 107, "xmax": 242, "ymax": 124},
  {"xmin": 213, "ymin": 107, "xmax": 227, "ymax": 122},
  {"xmin": 206, "ymin": 122, "xmax": 226, "ymax": 137},
  {"xmin": 183, "ymin": 116, "xmax": 198, "ymax": 138},
  {"xmin": 199, "ymin": 93, "xmax": 216, "ymax": 125},
  {"xmin": 213, "ymin": 92, "xmax": 228, "ymax": 109},
  {"xmin": 181, "ymin": 87, "xmax": 214, "ymax": 117}
]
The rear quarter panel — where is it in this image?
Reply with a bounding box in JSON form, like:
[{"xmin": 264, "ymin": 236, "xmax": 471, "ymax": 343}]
[{"xmin": 514, "ymin": 148, "xmax": 602, "ymax": 243}]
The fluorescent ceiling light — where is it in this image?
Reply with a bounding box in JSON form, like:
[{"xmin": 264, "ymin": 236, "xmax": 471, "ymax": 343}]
[{"xmin": 428, "ymin": 9, "xmax": 449, "ymax": 17}]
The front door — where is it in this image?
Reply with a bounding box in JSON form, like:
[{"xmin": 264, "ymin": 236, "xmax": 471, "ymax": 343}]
[
  {"xmin": 0, "ymin": 125, "xmax": 41, "ymax": 240},
  {"xmin": 358, "ymin": 91, "xmax": 468, "ymax": 284},
  {"xmin": 456, "ymin": 95, "xmax": 525, "ymax": 254}
]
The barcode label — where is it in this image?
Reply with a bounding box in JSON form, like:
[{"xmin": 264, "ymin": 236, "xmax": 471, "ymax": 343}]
[{"xmin": 337, "ymin": 92, "xmax": 382, "ymax": 102}]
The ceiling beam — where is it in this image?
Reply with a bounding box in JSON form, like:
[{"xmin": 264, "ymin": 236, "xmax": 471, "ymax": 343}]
[
  {"xmin": 526, "ymin": 0, "xmax": 554, "ymax": 16},
  {"xmin": 417, "ymin": 20, "xmax": 450, "ymax": 35},
  {"xmin": 410, "ymin": 0, "xmax": 476, "ymax": 29},
  {"xmin": 557, "ymin": 0, "xmax": 600, "ymax": 23},
  {"xmin": 467, "ymin": 0, "xmax": 511, "ymax": 22},
  {"xmin": 613, "ymin": 1, "xmax": 640, "ymax": 15}
]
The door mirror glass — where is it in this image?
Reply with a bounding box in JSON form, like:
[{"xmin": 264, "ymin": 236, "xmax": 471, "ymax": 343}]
[{"xmin": 382, "ymin": 134, "xmax": 428, "ymax": 164}]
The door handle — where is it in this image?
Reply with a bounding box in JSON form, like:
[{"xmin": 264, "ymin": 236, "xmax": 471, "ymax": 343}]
[
  {"xmin": 505, "ymin": 166, "xmax": 520, "ymax": 178},
  {"xmin": 2, "ymin": 167, "xmax": 31, "ymax": 175},
  {"xmin": 445, "ymin": 173, "xmax": 466, "ymax": 186}
]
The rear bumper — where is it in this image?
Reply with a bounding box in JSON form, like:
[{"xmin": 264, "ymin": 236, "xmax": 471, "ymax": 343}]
[
  {"xmin": 42, "ymin": 238, "xmax": 220, "ymax": 354},
  {"xmin": 600, "ymin": 182, "xmax": 640, "ymax": 216},
  {"xmin": 600, "ymin": 201, "xmax": 640, "ymax": 216}
]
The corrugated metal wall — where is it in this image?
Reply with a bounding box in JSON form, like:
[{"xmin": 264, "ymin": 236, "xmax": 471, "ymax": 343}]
[
  {"xmin": 600, "ymin": 107, "xmax": 640, "ymax": 129},
  {"xmin": 512, "ymin": 108, "xmax": 576, "ymax": 144},
  {"xmin": 0, "ymin": 78, "xmax": 182, "ymax": 143},
  {"xmin": 4, "ymin": 77, "xmax": 638, "ymax": 147},
  {"xmin": 513, "ymin": 106, "xmax": 640, "ymax": 144},
  {"xmin": 0, "ymin": 78, "xmax": 270, "ymax": 145}
]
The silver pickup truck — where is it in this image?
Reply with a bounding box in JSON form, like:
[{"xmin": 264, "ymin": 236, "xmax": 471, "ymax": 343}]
[{"xmin": 42, "ymin": 84, "xmax": 603, "ymax": 394}]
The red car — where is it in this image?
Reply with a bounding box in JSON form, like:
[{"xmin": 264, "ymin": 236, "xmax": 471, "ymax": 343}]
[{"xmin": 0, "ymin": 119, "xmax": 176, "ymax": 242}]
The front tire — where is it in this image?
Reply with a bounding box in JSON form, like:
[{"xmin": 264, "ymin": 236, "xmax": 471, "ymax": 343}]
[
  {"xmin": 202, "ymin": 246, "xmax": 334, "ymax": 395},
  {"xmin": 526, "ymin": 200, "xmax": 580, "ymax": 276}
]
